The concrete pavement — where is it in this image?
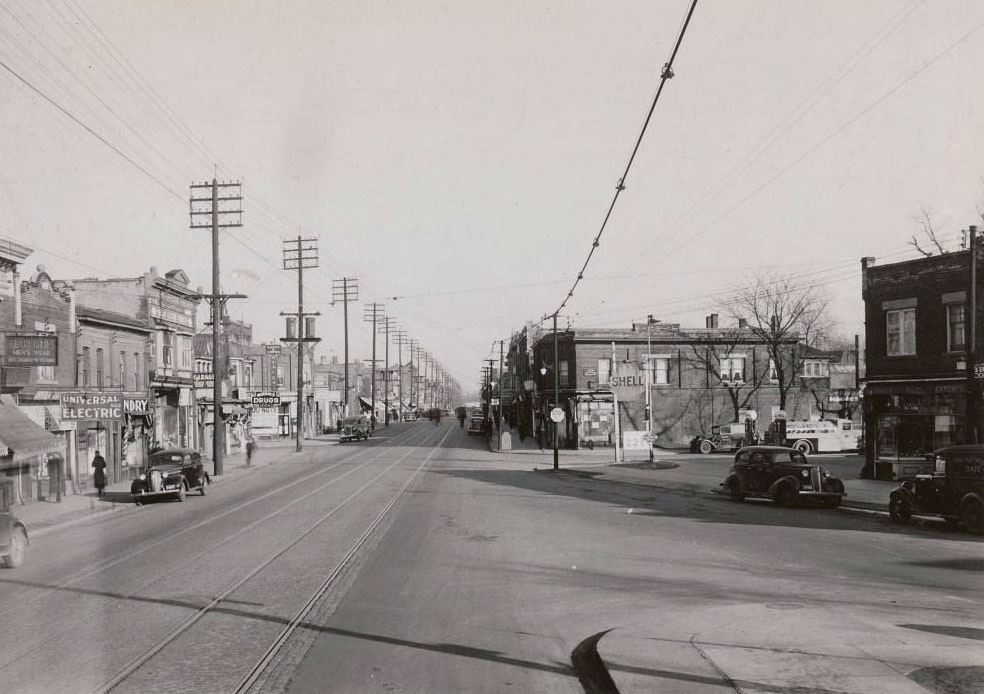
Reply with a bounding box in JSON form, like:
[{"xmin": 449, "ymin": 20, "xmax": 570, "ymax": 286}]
[
  {"xmin": 14, "ymin": 437, "xmax": 311, "ymax": 538},
  {"xmin": 493, "ymin": 425, "xmax": 895, "ymax": 512}
]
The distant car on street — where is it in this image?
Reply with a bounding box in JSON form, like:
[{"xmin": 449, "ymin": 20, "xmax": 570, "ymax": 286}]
[
  {"xmin": 131, "ymin": 448, "xmax": 209, "ymax": 504},
  {"xmin": 467, "ymin": 416, "xmax": 484, "ymax": 436},
  {"xmin": 0, "ymin": 481, "xmax": 28, "ymax": 567},
  {"xmin": 721, "ymin": 446, "xmax": 845, "ymax": 507},
  {"xmin": 338, "ymin": 415, "xmax": 372, "ymax": 442},
  {"xmin": 889, "ymin": 445, "xmax": 984, "ymax": 534}
]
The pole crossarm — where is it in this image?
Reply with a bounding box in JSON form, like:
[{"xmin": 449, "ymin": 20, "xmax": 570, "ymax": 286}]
[{"xmin": 190, "ymin": 181, "xmax": 242, "ymax": 228}]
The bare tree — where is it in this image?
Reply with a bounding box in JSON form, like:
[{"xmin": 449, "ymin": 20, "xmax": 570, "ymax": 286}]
[
  {"xmin": 730, "ymin": 273, "xmax": 831, "ymax": 410},
  {"xmin": 684, "ymin": 330, "xmax": 769, "ymax": 424},
  {"xmin": 909, "ymin": 205, "xmax": 950, "ymax": 256}
]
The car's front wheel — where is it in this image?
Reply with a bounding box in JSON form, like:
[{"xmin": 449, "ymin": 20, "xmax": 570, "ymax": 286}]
[
  {"xmin": 199, "ymin": 476, "xmax": 208, "ymax": 496},
  {"xmin": 699, "ymin": 439, "xmax": 713, "ymax": 454},
  {"xmin": 792, "ymin": 440, "xmax": 812, "ymax": 454},
  {"xmin": 961, "ymin": 499, "xmax": 984, "ymax": 535},
  {"xmin": 889, "ymin": 494, "xmax": 911, "ymax": 524},
  {"xmin": 776, "ymin": 483, "xmax": 797, "ymax": 507},
  {"xmin": 5, "ymin": 527, "xmax": 27, "ymax": 568},
  {"xmin": 175, "ymin": 484, "xmax": 185, "ymax": 502}
]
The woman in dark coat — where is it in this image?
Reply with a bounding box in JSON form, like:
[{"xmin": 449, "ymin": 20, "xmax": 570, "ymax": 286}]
[{"xmin": 91, "ymin": 451, "xmax": 107, "ymax": 497}]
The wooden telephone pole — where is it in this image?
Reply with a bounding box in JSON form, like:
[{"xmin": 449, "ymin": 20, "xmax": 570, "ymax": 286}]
[
  {"xmin": 332, "ymin": 277, "xmax": 359, "ymax": 416},
  {"xmin": 281, "ymin": 237, "xmax": 320, "ymax": 452},
  {"xmin": 190, "ymin": 179, "xmax": 243, "ymax": 477}
]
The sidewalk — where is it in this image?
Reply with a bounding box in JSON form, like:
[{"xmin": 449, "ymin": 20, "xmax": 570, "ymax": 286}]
[
  {"xmin": 495, "ymin": 425, "xmax": 894, "ymax": 513},
  {"xmin": 15, "ymin": 437, "xmax": 311, "ymax": 539}
]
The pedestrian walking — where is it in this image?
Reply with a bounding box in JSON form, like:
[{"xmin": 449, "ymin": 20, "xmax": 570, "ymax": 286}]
[
  {"xmin": 91, "ymin": 451, "xmax": 107, "ymax": 498},
  {"xmin": 246, "ymin": 437, "xmax": 257, "ymax": 466}
]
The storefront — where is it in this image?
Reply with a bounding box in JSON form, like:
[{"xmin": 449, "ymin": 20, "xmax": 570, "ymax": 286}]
[
  {"xmin": 863, "ymin": 378, "xmax": 966, "ymax": 479},
  {"xmin": 575, "ymin": 393, "xmax": 615, "ymax": 449},
  {"xmin": 0, "ymin": 395, "xmax": 67, "ymax": 503}
]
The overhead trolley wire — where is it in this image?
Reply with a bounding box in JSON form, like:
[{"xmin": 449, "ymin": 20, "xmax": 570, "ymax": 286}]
[{"xmin": 548, "ymin": 0, "xmax": 699, "ymax": 319}]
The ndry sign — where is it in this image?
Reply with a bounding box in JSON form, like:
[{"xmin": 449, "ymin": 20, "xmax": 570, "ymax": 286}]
[{"xmin": 60, "ymin": 392, "xmax": 123, "ymax": 420}]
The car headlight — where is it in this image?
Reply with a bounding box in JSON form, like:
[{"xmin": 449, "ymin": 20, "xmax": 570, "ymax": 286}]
[
  {"xmin": 801, "ymin": 470, "xmax": 809, "ymax": 477},
  {"xmin": 137, "ymin": 474, "xmax": 146, "ymax": 481}
]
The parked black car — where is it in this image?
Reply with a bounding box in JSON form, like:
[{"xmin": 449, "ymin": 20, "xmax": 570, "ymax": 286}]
[
  {"xmin": 889, "ymin": 445, "xmax": 984, "ymax": 534},
  {"xmin": 131, "ymin": 448, "xmax": 210, "ymax": 503},
  {"xmin": 721, "ymin": 445, "xmax": 845, "ymax": 507},
  {"xmin": 0, "ymin": 480, "xmax": 27, "ymax": 567}
]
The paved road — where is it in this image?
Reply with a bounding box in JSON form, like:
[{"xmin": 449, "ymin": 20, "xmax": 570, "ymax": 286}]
[{"xmin": 2, "ymin": 423, "xmax": 982, "ymax": 693}]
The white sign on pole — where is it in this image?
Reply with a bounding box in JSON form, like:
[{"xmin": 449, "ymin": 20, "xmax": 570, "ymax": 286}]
[
  {"xmin": 550, "ymin": 407, "xmax": 565, "ymax": 423},
  {"xmin": 622, "ymin": 430, "xmax": 651, "ymax": 450}
]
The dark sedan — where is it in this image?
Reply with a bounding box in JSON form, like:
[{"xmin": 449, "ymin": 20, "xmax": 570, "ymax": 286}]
[
  {"xmin": 721, "ymin": 445, "xmax": 845, "ymax": 507},
  {"xmin": 131, "ymin": 448, "xmax": 210, "ymax": 503}
]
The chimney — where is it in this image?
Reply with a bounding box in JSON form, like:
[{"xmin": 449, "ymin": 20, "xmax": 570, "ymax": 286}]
[
  {"xmin": 738, "ymin": 318, "xmax": 747, "ymax": 329},
  {"xmin": 705, "ymin": 314, "xmax": 713, "ymax": 329},
  {"xmin": 710, "ymin": 313, "xmax": 719, "ymax": 329},
  {"xmin": 861, "ymin": 256, "xmax": 876, "ymax": 300}
]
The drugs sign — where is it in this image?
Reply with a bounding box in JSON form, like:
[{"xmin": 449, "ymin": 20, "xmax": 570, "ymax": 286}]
[{"xmin": 251, "ymin": 393, "xmax": 280, "ymax": 407}]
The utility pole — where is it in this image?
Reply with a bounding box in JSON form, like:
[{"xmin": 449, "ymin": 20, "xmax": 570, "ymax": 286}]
[
  {"xmin": 498, "ymin": 340, "xmax": 504, "ymax": 443},
  {"xmin": 553, "ymin": 312, "xmax": 560, "ymax": 470},
  {"xmin": 383, "ymin": 317, "xmax": 397, "ymax": 425},
  {"xmin": 190, "ymin": 178, "xmax": 243, "ymax": 478},
  {"xmin": 332, "ymin": 277, "xmax": 359, "ymax": 417},
  {"xmin": 363, "ymin": 303, "xmax": 384, "ymax": 427},
  {"xmin": 408, "ymin": 339, "xmax": 417, "ymax": 413},
  {"xmin": 281, "ymin": 237, "xmax": 321, "ymax": 452},
  {"xmin": 392, "ymin": 329, "xmax": 408, "ymax": 421},
  {"xmin": 968, "ymin": 226, "xmax": 980, "ymax": 444}
]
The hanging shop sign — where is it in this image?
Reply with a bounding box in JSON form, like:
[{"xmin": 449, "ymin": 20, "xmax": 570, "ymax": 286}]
[
  {"xmin": 123, "ymin": 397, "xmax": 150, "ymax": 415},
  {"xmin": 4, "ymin": 334, "xmax": 58, "ymax": 366},
  {"xmin": 193, "ymin": 372, "xmax": 215, "ymax": 389},
  {"xmin": 60, "ymin": 391, "xmax": 123, "ymax": 420}
]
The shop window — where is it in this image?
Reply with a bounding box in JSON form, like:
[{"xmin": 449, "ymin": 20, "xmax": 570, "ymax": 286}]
[
  {"xmin": 947, "ymin": 303, "xmax": 966, "ymax": 352},
  {"xmin": 886, "ymin": 308, "xmax": 916, "ymax": 356}
]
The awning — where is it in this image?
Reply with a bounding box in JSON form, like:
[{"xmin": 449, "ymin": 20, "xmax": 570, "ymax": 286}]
[
  {"xmin": 0, "ymin": 396, "xmax": 66, "ymax": 463},
  {"xmin": 359, "ymin": 397, "xmax": 373, "ymax": 412}
]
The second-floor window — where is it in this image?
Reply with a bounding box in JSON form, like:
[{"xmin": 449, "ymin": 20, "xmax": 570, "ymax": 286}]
[
  {"xmin": 559, "ymin": 360, "xmax": 569, "ymax": 384},
  {"xmin": 947, "ymin": 303, "xmax": 966, "ymax": 352},
  {"xmin": 134, "ymin": 352, "xmax": 141, "ymax": 391},
  {"xmin": 802, "ymin": 360, "xmax": 828, "ymax": 378},
  {"xmin": 887, "ymin": 308, "xmax": 916, "ymax": 356},
  {"xmin": 768, "ymin": 358, "xmax": 779, "ymax": 381},
  {"xmin": 120, "ymin": 352, "xmax": 127, "ymax": 389},
  {"xmin": 719, "ymin": 356, "xmax": 745, "ymax": 383},
  {"xmin": 162, "ymin": 332, "xmax": 173, "ymax": 368},
  {"xmin": 81, "ymin": 346, "xmax": 90, "ymax": 387},
  {"xmin": 649, "ymin": 357, "xmax": 669, "ymax": 385},
  {"xmin": 96, "ymin": 348, "xmax": 104, "ymax": 388},
  {"xmin": 597, "ymin": 358, "xmax": 611, "ymax": 385}
]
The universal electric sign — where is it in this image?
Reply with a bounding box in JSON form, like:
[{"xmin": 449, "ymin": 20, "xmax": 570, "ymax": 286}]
[{"xmin": 60, "ymin": 392, "xmax": 123, "ymax": 420}]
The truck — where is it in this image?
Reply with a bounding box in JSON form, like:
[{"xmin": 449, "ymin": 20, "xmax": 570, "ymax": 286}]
[{"xmin": 769, "ymin": 418, "xmax": 861, "ymax": 454}]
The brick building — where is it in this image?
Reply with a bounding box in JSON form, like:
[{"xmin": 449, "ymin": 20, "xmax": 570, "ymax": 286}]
[
  {"xmin": 861, "ymin": 250, "xmax": 977, "ymax": 479},
  {"xmin": 529, "ymin": 316, "xmax": 837, "ymax": 449}
]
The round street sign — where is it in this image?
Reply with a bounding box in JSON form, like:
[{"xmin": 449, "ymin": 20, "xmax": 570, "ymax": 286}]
[{"xmin": 550, "ymin": 407, "xmax": 565, "ymax": 423}]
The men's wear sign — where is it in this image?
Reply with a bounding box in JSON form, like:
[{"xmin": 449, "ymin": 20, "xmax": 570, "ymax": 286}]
[
  {"xmin": 60, "ymin": 392, "xmax": 123, "ymax": 420},
  {"xmin": 4, "ymin": 335, "xmax": 58, "ymax": 366}
]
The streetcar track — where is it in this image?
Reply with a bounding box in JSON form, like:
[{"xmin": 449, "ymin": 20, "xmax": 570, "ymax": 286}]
[
  {"xmin": 0, "ymin": 428, "xmax": 433, "ymax": 676},
  {"xmin": 234, "ymin": 426, "xmax": 453, "ymax": 694},
  {"xmin": 0, "ymin": 427, "xmax": 422, "ymax": 619},
  {"xmin": 93, "ymin": 426, "xmax": 451, "ymax": 694}
]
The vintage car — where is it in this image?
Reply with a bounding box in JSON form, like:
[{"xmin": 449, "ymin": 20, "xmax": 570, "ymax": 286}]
[
  {"xmin": 467, "ymin": 416, "xmax": 484, "ymax": 436},
  {"xmin": 0, "ymin": 480, "xmax": 28, "ymax": 568},
  {"xmin": 721, "ymin": 445, "xmax": 845, "ymax": 507},
  {"xmin": 338, "ymin": 416, "xmax": 372, "ymax": 442},
  {"xmin": 889, "ymin": 445, "xmax": 984, "ymax": 534},
  {"xmin": 130, "ymin": 448, "xmax": 210, "ymax": 503}
]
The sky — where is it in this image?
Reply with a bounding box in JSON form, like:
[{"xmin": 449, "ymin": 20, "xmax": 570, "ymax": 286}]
[{"xmin": 2, "ymin": 0, "xmax": 983, "ymax": 394}]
